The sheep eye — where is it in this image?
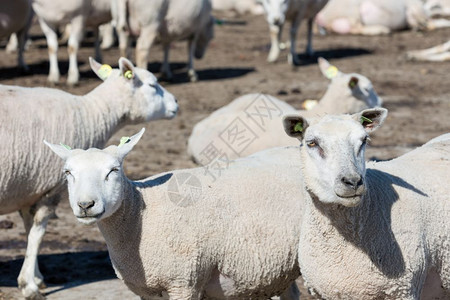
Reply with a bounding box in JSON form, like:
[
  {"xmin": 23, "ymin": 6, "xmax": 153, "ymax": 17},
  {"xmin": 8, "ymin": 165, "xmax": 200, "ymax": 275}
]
[
  {"xmin": 64, "ymin": 170, "xmax": 71, "ymax": 176},
  {"xmin": 105, "ymin": 167, "xmax": 119, "ymax": 181},
  {"xmin": 307, "ymin": 141, "xmax": 317, "ymax": 148}
]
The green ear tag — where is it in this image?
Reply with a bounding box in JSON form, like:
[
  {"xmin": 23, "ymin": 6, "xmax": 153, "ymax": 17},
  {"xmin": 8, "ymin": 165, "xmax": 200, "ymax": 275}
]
[
  {"xmin": 98, "ymin": 64, "xmax": 112, "ymax": 80},
  {"xmin": 60, "ymin": 143, "xmax": 71, "ymax": 150},
  {"xmin": 325, "ymin": 65, "xmax": 339, "ymax": 79},
  {"xmin": 294, "ymin": 122, "xmax": 303, "ymax": 132},
  {"xmin": 360, "ymin": 116, "xmax": 373, "ymax": 124},
  {"xmin": 119, "ymin": 136, "xmax": 131, "ymax": 147},
  {"xmin": 124, "ymin": 70, "xmax": 133, "ymax": 79},
  {"xmin": 349, "ymin": 79, "xmax": 357, "ymax": 88}
]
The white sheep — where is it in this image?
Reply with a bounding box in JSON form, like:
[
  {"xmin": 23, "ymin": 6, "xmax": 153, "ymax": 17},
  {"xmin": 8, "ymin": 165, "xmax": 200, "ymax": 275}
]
[
  {"xmin": 0, "ymin": 0, "xmax": 33, "ymax": 71},
  {"xmin": 115, "ymin": 0, "xmax": 215, "ymax": 82},
  {"xmin": 259, "ymin": 0, "xmax": 329, "ymax": 65},
  {"xmin": 32, "ymin": 0, "xmax": 114, "ymax": 85},
  {"xmin": 407, "ymin": 40, "xmax": 450, "ymax": 61},
  {"xmin": 315, "ymin": 0, "xmax": 450, "ymax": 35},
  {"xmin": 187, "ymin": 57, "xmax": 383, "ymax": 164},
  {"xmin": 283, "ymin": 108, "xmax": 450, "ymax": 299},
  {"xmin": 0, "ymin": 57, "xmax": 178, "ymax": 300},
  {"xmin": 211, "ymin": 0, "xmax": 264, "ymax": 15},
  {"xmin": 45, "ymin": 129, "xmax": 305, "ymax": 300}
]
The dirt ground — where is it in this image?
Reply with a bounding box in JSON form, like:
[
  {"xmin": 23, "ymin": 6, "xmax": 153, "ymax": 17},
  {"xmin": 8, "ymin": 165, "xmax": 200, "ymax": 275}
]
[{"xmin": 0, "ymin": 11, "xmax": 449, "ymax": 300}]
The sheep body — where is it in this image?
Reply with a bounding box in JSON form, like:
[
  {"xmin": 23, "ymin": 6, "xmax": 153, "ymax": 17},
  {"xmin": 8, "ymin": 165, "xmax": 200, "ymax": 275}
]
[
  {"xmin": 188, "ymin": 58, "xmax": 382, "ymax": 164},
  {"xmin": 1, "ymin": 58, "xmax": 178, "ymax": 299},
  {"xmin": 283, "ymin": 110, "xmax": 449, "ymax": 299},
  {"xmin": 47, "ymin": 132, "xmax": 304, "ymax": 299}
]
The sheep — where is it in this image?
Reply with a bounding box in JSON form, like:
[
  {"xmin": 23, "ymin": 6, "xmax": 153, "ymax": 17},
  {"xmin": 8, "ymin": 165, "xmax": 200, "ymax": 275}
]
[
  {"xmin": 32, "ymin": 0, "xmax": 114, "ymax": 85},
  {"xmin": 115, "ymin": 0, "xmax": 215, "ymax": 82},
  {"xmin": 211, "ymin": 0, "xmax": 264, "ymax": 15},
  {"xmin": 45, "ymin": 128, "xmax": 305, "ymax": 300},
  {"xmin": 187, "ymin": 57, "xmax": 383, "ymax": 165},
  {"xmin": 0, "ymin": 57, "xmax": 178, "ymax": 300},
  {"xmin": 315, "ymin": 0, "xmax": 450, "ymax": 35},
  {"xmin": 258, "ymin": 0, "xmax": 329, "ymax": 65},
  {"xmin": 0, "ymin": 0, "xmax": 33, "ymax": 71},
  {"xmin": 282, "ymin": 108, "xmax": 450, "ymax": 299}
]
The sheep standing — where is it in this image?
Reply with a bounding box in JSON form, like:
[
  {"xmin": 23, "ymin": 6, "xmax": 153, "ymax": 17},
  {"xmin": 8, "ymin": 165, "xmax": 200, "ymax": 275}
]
[
  {"xmin": 283, "ymin": 108, "xmax": 450, "ymax": 299},
  {"xmin": 45, "ymin": 129, "xmax": 305, "ymax": 300},
  {"xmin": 187, "ymin": 58, "xmax": 383, "ymax": 164},
  {"xmin": 259, "ymin": 0, "xmax": 329, "ymax": 65},
  {"xmin": 32, "ymin": 0, "xmax": 114, "ymax": 85},
  {"xmin": 0, "ymin": 0, "xmax": 33, "ymax": 71},
  {"xmin": 0, "ymin": 57, "xmax": 178, "ymax": 300},
  {"xmin": 115, "ymin": 0, "xmax": 214, "ymax": 82}
]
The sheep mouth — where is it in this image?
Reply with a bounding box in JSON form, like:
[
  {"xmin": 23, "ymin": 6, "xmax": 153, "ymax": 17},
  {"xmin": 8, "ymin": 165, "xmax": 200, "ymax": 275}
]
[
  {"xmin": 75, "ymin": 211, "xmax": 105, "ymax": 223},
  {"xmin": 334, "ymin": 194, "xmax": 362, "ymax": 207}
]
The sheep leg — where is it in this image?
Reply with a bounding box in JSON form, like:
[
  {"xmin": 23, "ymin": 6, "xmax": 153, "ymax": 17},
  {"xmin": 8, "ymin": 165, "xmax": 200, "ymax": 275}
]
[
  {"xmin": 100, "ymin": 23, "xmax": 115, "ymax": 50},
  {"xmin": 187, "ymin": 36, "xmax": 199, "ymax": 82},
  {"xmin": 136, "ymin": 24, "xmax": 159, "ymax": 69},
  {"xmin": 268, "ymin": 24, "xmax": 283, "ymax": 62},
  {"xmin": 161, "ymin": 43, "xmax": 173, "ymax": 81},
  {"xmin": 427, "ymin": 18, "xmax": 450, "ymax": 30},
  {"xmin": 93, "ymin": 26, "xmax": 103, "ymax": 63},
  {"xmin": 16, "ymin": 25, "xmax": 30, "ymax": 72},
  {"xmin": 6, "ymin": 33, "xmax": 18, "ymax": 53},
  {"xmin": 167, "ymin": 288, "xmax": 201, "ymax": 300},
  {"xmin": 39, "ymin": 18, "xmax": 60, "ymax": 84},
  {"xmin": 118, "ymin": 27, "xmax": 131, "ymax": 59},
  {"xmin": 305, "ymin": 18, "xmax": 314, "ymax": 57},
  {"xmin": 407, "ymin": 41, "xmax": 450, "ymax": 61},
  {"xmin": 67, "ymin": 15, "xmax": 85, "ymax": 86},
  {"xmin": 279, "ymin": 282, "xmax": 300, "ymax": 300},
  {"xmin": 288, "ymin": 17, "xmax": 301, "ymax": 66}
]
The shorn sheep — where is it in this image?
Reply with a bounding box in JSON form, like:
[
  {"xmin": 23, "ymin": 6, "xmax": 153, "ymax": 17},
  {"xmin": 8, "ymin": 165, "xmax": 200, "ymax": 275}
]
[
  {"xmin": 115, "ymin": 0, "xmax": 215, "ymax": 82},
  {"xmin": 259, "ymin": 0, "xmax": 329, "ymax": 65},
  {"xmin": 0, "ymin": 57, "xmax": 178, "ymax": 300},
  {"xmin": 283, "ymin": 108, "xmax": 450, "ymax": 299},
  {"xmin": 187, "ymin": 57, "xmax": 383, "ymax": 164},
  {"xmin": 45, "ymin": 129, "xmax": 306, "ymax": 300}
]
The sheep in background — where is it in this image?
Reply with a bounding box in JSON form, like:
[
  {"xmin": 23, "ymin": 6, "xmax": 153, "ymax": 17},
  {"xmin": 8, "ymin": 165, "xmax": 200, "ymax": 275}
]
[
  {"xmin": 32, "ymin": 0, "xmax": 114, "ymax": 85},
  {"xmin": 115, "ymin": 0, "xmax": 214, "ymax": 82},
  {"xmin": 0, "ymin": 58, "xmax": 178, "ymax": 300},
  {"xmin": 407, "ymin": 40, "xmax": 450, "ymax": 61},
  {"xmin": 283, "ymin": 108, "xmax": 450, "ymax": 299},
  {"xmin": 187, "ymin": 57, "xmax": 383, "ymax": 164},
  {"xmin": 46, "ymin": 128, "xmax": 303, "ymax": 300},
  {"xmin": 0, "ymin": 0, "xmax": 33, "ymax": 71},
  {"xmin": 211, "ymin": 0, "xmax": 264, "ymax": 15},
  {"xmin": 259, "ymin": 0, "xmax": 329, "ymax": 65}
]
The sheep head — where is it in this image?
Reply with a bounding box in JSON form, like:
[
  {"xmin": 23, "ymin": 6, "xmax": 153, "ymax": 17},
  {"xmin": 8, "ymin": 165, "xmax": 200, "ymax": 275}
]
[
  {"xmin": 44, "ymin": 129, "xmax": 145, "ymax": 225},
  {"xmin": 283, "ymin": 108, "xmax": 387, "ymax": 207}
]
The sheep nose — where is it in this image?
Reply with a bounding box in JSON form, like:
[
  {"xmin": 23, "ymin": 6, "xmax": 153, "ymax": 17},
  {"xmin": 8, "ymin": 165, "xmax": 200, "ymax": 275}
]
[
  {"xmin": 341, "ymin": 175, "xmax": 363, "ymax": 190},
  {"xmin": 78, "ymin": 200, "xmax": 95, "ymax": 210},
  {"xmin": 273, "ymin": 18, "xmax": 281, "ymax": 26}
]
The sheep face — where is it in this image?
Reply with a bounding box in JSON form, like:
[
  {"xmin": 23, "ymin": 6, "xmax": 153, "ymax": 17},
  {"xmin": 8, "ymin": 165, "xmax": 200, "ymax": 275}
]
[
  {"xmin": 62, "ymin": 149, "xmax": 125, "ymax": 225},
  {"xmin": 45, "ymin": 129, "xmax": 145, "ymax": 225},
  {"xmin": 283, "ymin": 108, "xmax": 387, "ymax": 207},
  {"xmin": 336, "ymin": 73, "xmax": 383, "ymax": 110},
  {"xmin": 260, "ymin": 0, "xmax": 290, "ymax": 26}
]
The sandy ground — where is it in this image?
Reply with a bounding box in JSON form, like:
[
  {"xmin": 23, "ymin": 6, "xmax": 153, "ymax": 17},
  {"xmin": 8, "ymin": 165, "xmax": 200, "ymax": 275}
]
[{"xmin": 0, "ymin": 11, "xmax": 449, "ymax": 300}]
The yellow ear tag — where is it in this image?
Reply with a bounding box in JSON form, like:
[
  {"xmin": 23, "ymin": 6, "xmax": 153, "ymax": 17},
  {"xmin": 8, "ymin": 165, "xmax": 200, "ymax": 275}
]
[
  {"xmin": 325, "ymin": 65, "xmax": 339, "ymax": 79},
  {"xmin": 119, "ymin": 136, "xmax": 131, "ymax": 147},
  {"xmin": 98, "ymin": 64, "xmax": 112, "ymax": 80},
  {"xmin": 124, "ymin": 70, "xmax": 133, "ymax": 79}
]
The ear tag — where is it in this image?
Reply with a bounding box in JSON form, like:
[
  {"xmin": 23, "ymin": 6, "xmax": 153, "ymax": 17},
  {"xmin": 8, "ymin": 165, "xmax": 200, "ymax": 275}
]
[
  {"xmin": 360, "ymin": 116, "xmax": 373, "ymax": 124},
  {"xmin": 124, "ymin": 70, "xmax": 133, "ymax": 79},
  {"xmin": 119, "ymin": 136, "xmax": 131, "ymax": 147},
  {"xmin": 294, "ymin": 122, "xmax": 303, "ymax": 132},
  {"xmin": 325, "ymin": 65, "xmax": 339, "ymax": 79},
  {"xmin": 349, "ymin": 79, "xmax": 357, "ymax": 88},
  {"xmin": 98, "ymin": 64, "xmax": 112, "ymax": 80},
  {"xmin": 60, "ymin": 143, "xmax": 72, "ymax": 150}
]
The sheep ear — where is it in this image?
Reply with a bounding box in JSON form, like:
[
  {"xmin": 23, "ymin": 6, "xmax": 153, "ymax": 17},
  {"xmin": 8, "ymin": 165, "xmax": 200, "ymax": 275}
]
[
  {"xmin": 353, "ymin": 108, "xmax": 388, "ymax": 133},
  {"xmin": 283, "ymin": 115, "xmax": 309, "ymax": 139},
  {"xmin": 318, "ymin": 57, "xmax": 341, "ymax": 79},
  {"xmin": 119, "ymin": 57, "xmax": 140, "ymax": 82},
  {"xmin": 89, "ymin": 57, "xmax": 113, "ymax": 81},
  {"xmin": 44, "ymin": 141, "xmax": 72, "ymax": 161},
  {"xmin": 116, "ymin": 128, "xmax": 146, "ymax": 160}
]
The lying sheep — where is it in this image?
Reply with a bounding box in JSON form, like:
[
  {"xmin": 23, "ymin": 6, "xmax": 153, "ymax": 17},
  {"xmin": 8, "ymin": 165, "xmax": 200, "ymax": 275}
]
[
  {"xmin": 315, "ymin": 0, "xmax": 450, "ymax": 35},
  {"xmin": 115, "ymin": 0, "xmax": 214, "ymax": 82},
  {"xmin": 45, "ymin": 129, "xmax": 304, "ymax": 300},
  {"xmin": 211, "ymin": 0, "xmax": 264, "ymax": 15},
  {"xmin": 283, "ymin": 108, "xmax": 450, "ymax": 299},
  {"xmin": 0, "ymin": 0, "xmax": 33, "ymax": 71},
  {"xmin": 32, "ymin": 0, "xmax": 114, "ymax": 85},
  {"xmin": 259, "ymin": 0, "xmax": 329, "ymax": 65},
  {"xmin": 0, "ymin": 57, "xmax": 178, "ymax": 300},
  {"xmin": 187, "ymin": 57, "xmax": 383, "ymax": 164}
]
